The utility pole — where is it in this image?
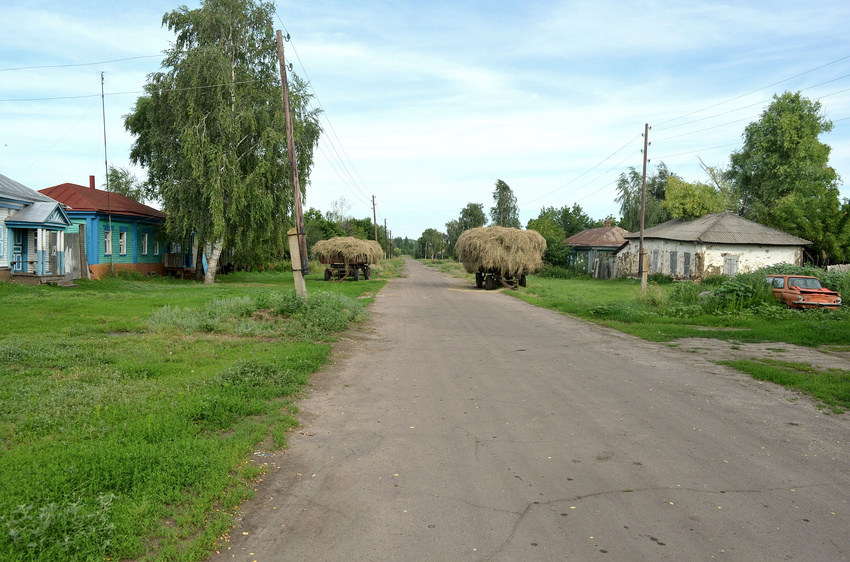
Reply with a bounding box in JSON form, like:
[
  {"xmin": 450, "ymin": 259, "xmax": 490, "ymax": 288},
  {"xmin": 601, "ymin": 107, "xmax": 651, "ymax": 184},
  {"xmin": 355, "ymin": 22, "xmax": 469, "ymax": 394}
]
[
  {"xmin": 639, "ymin": 123, "xmax": 649, "ymax": 293},
  {"xmin": 372, "ymin": 195, "xmax": 378, "ymax": 242},
  {"xmin": 384, "ymin": 218, "xmax": 388, "ymax": 257},
  {"xmin": 277, "ymin": 30, "xmax": 308, "ymax": 296}
]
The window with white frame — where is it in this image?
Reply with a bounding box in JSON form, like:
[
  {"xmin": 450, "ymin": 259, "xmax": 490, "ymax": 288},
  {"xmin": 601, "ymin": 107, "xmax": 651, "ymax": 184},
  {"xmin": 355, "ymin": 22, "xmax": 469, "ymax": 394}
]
[
  {"xmin": 104, "ymin": 229, "xmax": 112, "ymax": 255},
  {"xmin": 142, "ymin": 233, "xmax": 149, "ymax": 255},
  {"xmin": 0, "ymin": 225, "xmax": 5, "ymax": 258},
  {"xmin": 119, "ymin": 231, "xmax": 127, "ymax": 255},
  {"xmin": 154, "ymin": 241, "xmax": 160, "ymax": 256}
]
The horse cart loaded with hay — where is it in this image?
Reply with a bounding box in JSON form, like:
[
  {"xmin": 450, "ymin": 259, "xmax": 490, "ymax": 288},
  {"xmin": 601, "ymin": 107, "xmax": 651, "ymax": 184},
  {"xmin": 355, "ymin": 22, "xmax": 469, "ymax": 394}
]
[
  {"xmin": 456, "ymin": 226, "xmax": 546, "ymax": 290},
  {"xmin": 312, "ymin": 237, "xmax": 383, "ymax": 281}
]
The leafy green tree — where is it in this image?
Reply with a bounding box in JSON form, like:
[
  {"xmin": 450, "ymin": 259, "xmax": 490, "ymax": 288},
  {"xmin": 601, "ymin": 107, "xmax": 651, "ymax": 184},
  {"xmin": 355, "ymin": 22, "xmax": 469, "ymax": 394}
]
[
  {"xmin": 615, "ymin": 163, "xmax": 674, "ymax": 232},
  {"xmin": 527, "ymin": 208, "xmax": 569, "ymax": 265},
  {"xmin": 125, "ymin": 0, "xmax": 321, "ymax": 283},
  {"xmin": 445, "ymin": 219, "xmax": 461, "ymax": 258},
  {"xmin": 445, "ymin": 202, "xmax": 487, "ymax": 258},
  {"xmin": 490, "ymin": 180, "xmax": 520, "ymax": 228},
  {"xmin": 729, "ymin": 91, "xmax": 846, "ymax": 263},
  {"xmin": 304, "ymin": 207, "xmax": 345, "ymax": 252},
  {"xmin": 698, "ymin": 157, "xmax": 740, "ymax": 212},
  {"xmin": 558, "ymin": 203, "xmax": 600, "ymax": 237},
  {"xmin": 459, "ymin": 203, "xmax": 487, "ymax": 230},
  {"xmin": 103, "ymin": 165, "xmax": 146, "ymax": 203},
  {"xmin": 663, "ymin": 177, "xmax": 725, "ymax": 220},
  {"xmin": 418, "ymin": 228, "xmax": 445, "ymax": 259}
]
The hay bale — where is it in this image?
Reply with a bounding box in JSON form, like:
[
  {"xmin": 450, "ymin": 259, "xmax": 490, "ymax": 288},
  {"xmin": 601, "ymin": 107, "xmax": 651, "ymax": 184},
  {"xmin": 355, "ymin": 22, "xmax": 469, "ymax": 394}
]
[
  {"xmin": 456, "ymin": 226, "xmax": 546, "ymax": 275},
  {"xmin": 312, "ymin": 237, "xmax": 383, "ymax": 264}
]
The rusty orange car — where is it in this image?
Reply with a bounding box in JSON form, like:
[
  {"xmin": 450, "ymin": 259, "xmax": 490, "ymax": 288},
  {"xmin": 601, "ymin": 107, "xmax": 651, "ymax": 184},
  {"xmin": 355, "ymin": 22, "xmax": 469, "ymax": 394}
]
[{"xmin": 765, "ymin": 275, "xmax": 842, "ymax": 309}]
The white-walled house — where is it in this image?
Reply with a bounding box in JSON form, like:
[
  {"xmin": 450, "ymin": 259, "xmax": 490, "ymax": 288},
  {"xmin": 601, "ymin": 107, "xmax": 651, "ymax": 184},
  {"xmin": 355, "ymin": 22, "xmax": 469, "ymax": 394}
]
[{"xmin": 616, "ymin": 213, "xmax": 809, "ymax": 279}]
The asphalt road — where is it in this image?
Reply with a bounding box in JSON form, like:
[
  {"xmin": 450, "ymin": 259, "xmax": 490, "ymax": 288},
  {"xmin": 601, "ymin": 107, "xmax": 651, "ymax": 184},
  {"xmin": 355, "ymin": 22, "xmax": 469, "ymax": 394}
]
[{"xmin": 211, "ymin": 260, "xmax": 850, "ymax": 561}]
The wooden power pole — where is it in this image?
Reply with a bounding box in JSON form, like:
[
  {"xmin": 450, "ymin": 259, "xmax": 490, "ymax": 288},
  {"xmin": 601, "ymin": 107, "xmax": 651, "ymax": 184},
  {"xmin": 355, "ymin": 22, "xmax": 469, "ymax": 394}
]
[
  {"xmin": 277, "ymin": 30, "xmax": 309, "ymax": 295},
  {"xmin": 372, "ymin": 195, "xmax": 378, "ymax": 242},
  {"xmin": 639, "ymin": 123, "xmax": 649, "ymax": 293}
]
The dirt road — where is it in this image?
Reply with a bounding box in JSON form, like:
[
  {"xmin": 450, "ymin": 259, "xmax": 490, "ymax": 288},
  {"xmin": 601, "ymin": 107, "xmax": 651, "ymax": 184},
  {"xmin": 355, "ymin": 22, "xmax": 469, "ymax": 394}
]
[{"xmin": 211, "ymin": 260, "xmax": 850, "ymax": 561}]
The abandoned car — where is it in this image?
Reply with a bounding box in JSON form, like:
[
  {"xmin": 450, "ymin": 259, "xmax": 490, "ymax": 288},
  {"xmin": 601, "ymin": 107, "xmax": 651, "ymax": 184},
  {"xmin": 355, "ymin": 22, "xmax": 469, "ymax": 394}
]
[{"xmin": 765, "ymin": 274, "xmax": 842, "ymax": 309}]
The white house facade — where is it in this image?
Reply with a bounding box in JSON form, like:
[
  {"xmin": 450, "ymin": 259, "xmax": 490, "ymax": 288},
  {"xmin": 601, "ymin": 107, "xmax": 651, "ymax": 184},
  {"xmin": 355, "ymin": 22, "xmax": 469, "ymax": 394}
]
[{"xmin": 617, "ymin": 213, "xmax": 808, "ymax": 279}]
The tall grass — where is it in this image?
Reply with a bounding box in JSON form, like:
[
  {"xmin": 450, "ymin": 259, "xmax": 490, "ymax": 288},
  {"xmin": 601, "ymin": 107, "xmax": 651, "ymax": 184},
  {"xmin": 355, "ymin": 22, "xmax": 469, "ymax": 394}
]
[{"xmin": 0, "ymin": 274, "xmax": 381, "ymax": 561}]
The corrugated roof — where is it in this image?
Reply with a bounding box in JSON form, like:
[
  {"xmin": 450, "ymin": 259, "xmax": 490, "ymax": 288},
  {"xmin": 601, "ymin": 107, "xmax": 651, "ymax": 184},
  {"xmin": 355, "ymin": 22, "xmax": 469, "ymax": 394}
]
[
  {"xmin": 566, "ymin": 225, "xmax": 631, "ymax": 248},
  {"xmin": 624, "ymin": 212, "xmax": 810, "ymax": 246},
  {"xmin": 0, "ymin": 172, "xmax": 55, "ymax": 203},
  {"xmin": 40, "ymin": 182, "xmax": 165, "ymax": 220}
]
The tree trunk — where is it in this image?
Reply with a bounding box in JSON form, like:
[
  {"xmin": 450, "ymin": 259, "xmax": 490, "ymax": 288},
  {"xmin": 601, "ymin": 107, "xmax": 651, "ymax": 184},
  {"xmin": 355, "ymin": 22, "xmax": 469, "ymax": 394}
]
[
  {"xmin": 194, "ymin": 242, "xmax": 205, "ymax": 281},
  {"xmin": 204, "ymin": 240, "xmax": 223, "ymax": 284}
]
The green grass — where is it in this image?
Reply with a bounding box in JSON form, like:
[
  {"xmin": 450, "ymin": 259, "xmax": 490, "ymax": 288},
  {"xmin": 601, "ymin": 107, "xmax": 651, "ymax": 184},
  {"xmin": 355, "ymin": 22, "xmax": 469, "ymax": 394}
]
[
  {"xmin": 716, "ymin": 359, "xmax": 850, "ymax": 413},
  {"xmin": 0, "ymin": 264, "xmax": 396, "ymax": 561},
  {"xmin": 420, "ymin": 258, "xmax": 468, "ymax": 277},
  {"xmin": 513, "ymin": 275, "xmax": 850, "ymax": 347}
]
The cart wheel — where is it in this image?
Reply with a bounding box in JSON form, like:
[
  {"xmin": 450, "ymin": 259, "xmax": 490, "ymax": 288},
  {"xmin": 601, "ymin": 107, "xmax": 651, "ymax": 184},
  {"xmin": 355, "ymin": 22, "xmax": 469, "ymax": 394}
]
[
  {"xmin": 475, "ymin": 271, "xmax": 483, "ymax": 288},
  {"xmin": 519, "ymin": 274, "xmax": 527, "ymax": 287},
  {"xmin": 353, "ymin": 267, "xmax": 360, "ymax": 281},
  {"xmin": 324, "ymin": 268, "xmax": 332, "ymax": 281},
  {"xmin": 485, "ymin": 274, "xmax": 494, "ymax": 290},
  {"xmin": 364, "ymin": 266, "xmax": 372, "ymax": 280}
]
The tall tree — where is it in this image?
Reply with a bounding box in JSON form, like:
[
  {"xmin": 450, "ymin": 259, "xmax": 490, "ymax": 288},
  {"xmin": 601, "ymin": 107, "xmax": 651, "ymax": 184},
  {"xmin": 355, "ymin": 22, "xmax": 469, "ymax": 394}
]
[
  {"xmin": 729, "ymin": 91, "xmax": 846, "ymax": 262},
  {"xmin": 103, "ymin": 165, "xmax": 146, "ymax": 203},
  {"xmin": 490, "ymin": 180, "xmax": 520, "ymax": 228},
  {"xmin": 558, "ymin": 203, "xmax": 599, "ymax": 237},
  {"xmin": 125, "ymin": 0, "xmax": 321, "ymax": 283},
  {"xmin": 615, "ymin": 163, "xmax": 674, "ymax": 232},
  {"xmin": 663, "ymin": 177, "xmax": 725, "ymax": 221},
  {"xmin": 445, "ymin": 202, "xmax": 487, "ymax": 258},
  {"xmin": 527, "ymin": 208, "xmax": 568, "ymax": 265},
  {"xmin": 458, "ymin": 202, "xmax": 487, "ymax": 230}
]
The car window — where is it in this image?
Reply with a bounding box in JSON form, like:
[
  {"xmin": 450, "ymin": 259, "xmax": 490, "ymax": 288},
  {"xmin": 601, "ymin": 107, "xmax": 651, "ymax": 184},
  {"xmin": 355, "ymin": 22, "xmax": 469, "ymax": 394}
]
[
  {"xmin": 789, "ymin": 277, "xmax": 822, "ymax": 289},
  {"xmin": 772, "ymin": 277, "xmax": 785, "ymax": 289}
]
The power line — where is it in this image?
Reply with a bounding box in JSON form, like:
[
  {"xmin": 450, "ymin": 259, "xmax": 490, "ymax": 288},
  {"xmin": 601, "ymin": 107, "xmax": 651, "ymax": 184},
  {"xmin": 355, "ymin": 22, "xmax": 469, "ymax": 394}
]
[
  {"xmin": 0, "ymin": 54, "xmax": 163, "ymax": 73},
  {"xmin": 655, "ymin": 53, "xmax": 850, "ymax": 127},
  {"xmin": 273, "ymin": 12, "xmax": 373, "ymax": 207}
]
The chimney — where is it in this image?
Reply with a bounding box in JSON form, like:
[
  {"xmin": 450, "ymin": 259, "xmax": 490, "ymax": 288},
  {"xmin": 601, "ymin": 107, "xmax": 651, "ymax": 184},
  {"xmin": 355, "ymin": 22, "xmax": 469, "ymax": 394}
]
[
  {"xmin": 604, "ymin": 220, "xmax": 611, "ymax": 228},
  {"xmin": 89, "ymin": 175, "xmax": 96, "ymax": 190}
]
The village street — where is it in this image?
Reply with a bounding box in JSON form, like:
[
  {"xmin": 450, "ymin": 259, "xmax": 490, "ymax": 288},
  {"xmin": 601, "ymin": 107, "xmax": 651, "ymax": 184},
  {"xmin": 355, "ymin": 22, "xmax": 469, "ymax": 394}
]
[{"xmin": 211, "ymin": 260, "xmax": 850, "ymax": 561}]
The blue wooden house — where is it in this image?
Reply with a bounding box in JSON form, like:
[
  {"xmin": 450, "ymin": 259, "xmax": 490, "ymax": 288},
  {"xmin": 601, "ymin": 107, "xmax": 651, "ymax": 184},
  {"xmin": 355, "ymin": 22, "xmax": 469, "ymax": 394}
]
[
  {"xmin": 40, "ymin": 176, "xmax": 176, "ymax": 279},
  {"xmin": 0, "ymin": 173, "xmax": 71, "ymax": 283}
]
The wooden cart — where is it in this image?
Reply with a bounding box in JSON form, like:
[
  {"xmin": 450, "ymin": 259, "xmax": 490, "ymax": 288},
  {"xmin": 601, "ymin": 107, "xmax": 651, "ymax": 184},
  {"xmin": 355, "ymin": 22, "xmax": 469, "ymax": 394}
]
[
  {"xmin": 320, "ymin": 254, "xmax": 373, "ymax": 281},
  {"xmin": 474, "ymin": 268, "xmax": 527, "ymax": 290}
]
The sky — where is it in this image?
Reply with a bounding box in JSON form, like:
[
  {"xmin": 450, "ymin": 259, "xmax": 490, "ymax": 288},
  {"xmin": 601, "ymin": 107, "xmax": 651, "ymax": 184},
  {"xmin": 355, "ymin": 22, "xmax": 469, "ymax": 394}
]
[{"xmin": 2, "ymin": 0, "xmax": 850, "ymax": 240}]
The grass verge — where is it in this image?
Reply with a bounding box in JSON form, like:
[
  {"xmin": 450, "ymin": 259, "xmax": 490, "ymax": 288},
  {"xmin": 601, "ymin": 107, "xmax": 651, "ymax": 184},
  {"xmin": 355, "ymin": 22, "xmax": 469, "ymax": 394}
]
[
  {"xmin": 0, "ymin": 266, "xmax": 394, "ymax": 561},
  {"xmin": 716, "ymin": 359, "xmax": 850, "ymax": 413}
]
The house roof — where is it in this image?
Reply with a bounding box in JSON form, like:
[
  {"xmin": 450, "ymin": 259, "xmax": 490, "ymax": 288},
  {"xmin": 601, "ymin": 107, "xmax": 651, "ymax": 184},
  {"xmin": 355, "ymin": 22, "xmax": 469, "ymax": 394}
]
[
  {"xmin": 5, "ymin": 201, "xmax": 71, "ymax": 229},
  {"xmin": 566, "ymin": 225, "xmax": 631, "ymax": 248},
  {"xmin": 624, "ymin": 212, "xmax": 810, "ymax": 246},
  {"xmin": 0, "ymin": 172, "xmax": 56, "ymax": 205},
  {"xmin": 40, "ymin": 182, "xmax": 165, "ymax": 220}
]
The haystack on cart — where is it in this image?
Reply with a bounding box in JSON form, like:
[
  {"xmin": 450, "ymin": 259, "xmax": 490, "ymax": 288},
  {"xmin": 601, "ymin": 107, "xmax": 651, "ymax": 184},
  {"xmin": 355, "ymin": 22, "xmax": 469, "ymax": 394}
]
[
  {"xmin": 456, "ymin": 226, "xmax": 546, "ymax": 290},
  {"xmin": 312, "ymin": 237, "xmax": 383, "ymax": 282}
]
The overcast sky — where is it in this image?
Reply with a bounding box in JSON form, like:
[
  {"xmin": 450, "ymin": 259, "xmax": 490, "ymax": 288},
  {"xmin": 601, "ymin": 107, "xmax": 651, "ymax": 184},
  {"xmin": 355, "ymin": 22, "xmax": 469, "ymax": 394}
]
[{"xmin": 2, "ymin": 0, "xmax": 849, "ymax": 239}]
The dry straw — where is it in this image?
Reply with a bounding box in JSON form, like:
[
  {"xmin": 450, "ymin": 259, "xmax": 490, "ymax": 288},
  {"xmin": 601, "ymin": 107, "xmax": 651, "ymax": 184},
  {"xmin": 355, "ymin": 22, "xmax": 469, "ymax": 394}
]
[
  {"xmin": 456, "ymin": 226, "xmax": 546, "ymax": 275},
  {"xmin": 312, "ymin": 237, "xmax": 383, "ymax": 264}
]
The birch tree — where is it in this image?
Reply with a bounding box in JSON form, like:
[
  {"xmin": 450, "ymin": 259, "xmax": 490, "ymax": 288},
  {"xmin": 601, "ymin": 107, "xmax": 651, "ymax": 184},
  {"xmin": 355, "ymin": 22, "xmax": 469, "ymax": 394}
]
[{"xmin": 125, "ymin": 0, "xmax": 321, "ymax": 283}]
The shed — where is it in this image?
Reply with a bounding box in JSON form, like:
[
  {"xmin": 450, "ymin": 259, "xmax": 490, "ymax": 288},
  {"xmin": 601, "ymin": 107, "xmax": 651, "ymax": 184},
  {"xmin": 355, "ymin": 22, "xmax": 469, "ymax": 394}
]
[
  {"xmin": 617, "ymin": 212, "xmax": 810, "ymax": 279},
  {"xmin": 0, "ymin": 173, "xmax": 71, "ymax": 283},
  {"xmin": 565, "ymin": 224, "xmax": 630, "ymax": 278}
]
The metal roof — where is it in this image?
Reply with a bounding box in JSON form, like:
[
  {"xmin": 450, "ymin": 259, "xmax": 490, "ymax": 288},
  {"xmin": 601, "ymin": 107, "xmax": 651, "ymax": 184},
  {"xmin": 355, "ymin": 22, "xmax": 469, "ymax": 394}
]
[
  {"xmin": 0, "ymin": 172, "xmax": 55, "ymax": 204},
  {"xmin": 624, "ymin": 212, "xmax": 810, "ymax": 246},
  {"xmin": 40, "ymin": 182, "xmax": 165, "ymax": 220},
  {"xmin": 566, "ymin": 225, "xmax": 631, "ymax": 248},
  {"xmin": 5, "ymin": 201, "xmax": 71, "ymax": 229}
]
